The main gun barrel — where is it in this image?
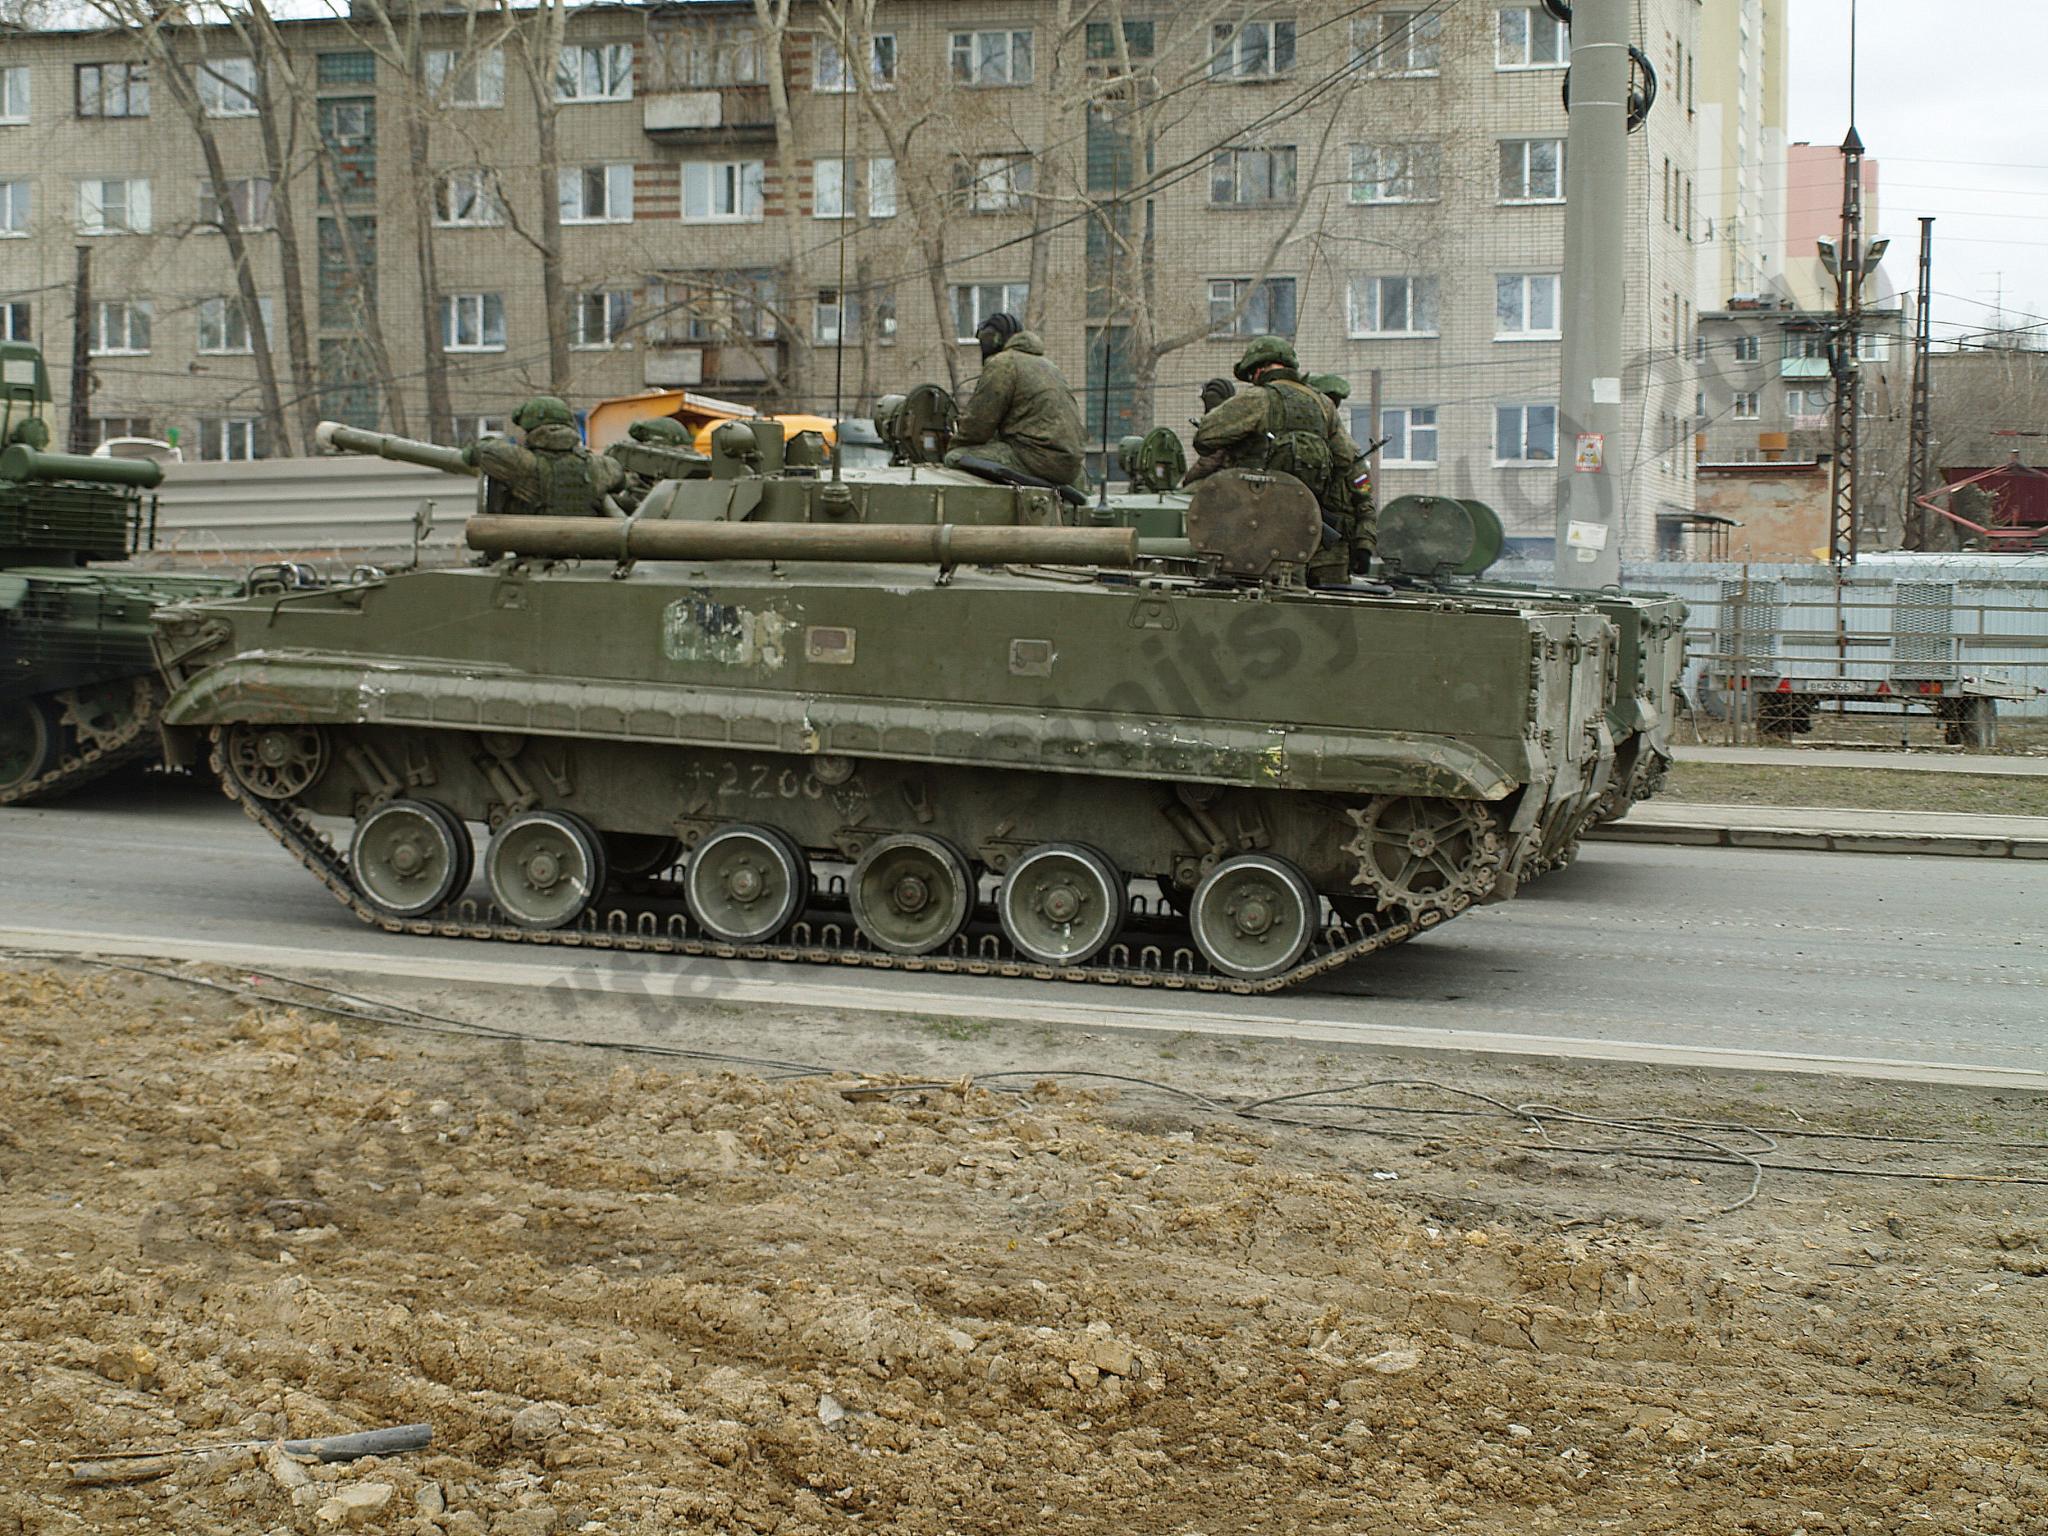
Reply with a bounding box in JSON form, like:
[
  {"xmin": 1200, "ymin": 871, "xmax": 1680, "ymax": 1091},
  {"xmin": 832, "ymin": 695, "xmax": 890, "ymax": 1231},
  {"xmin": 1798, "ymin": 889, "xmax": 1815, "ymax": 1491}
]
[
  {"xmin": 465, "ymin": 515, "xmax": 1139, "ymax": 567},
  {"xmin": 316, "ymin": 421, "xmax": 478, "ymax": 477}
]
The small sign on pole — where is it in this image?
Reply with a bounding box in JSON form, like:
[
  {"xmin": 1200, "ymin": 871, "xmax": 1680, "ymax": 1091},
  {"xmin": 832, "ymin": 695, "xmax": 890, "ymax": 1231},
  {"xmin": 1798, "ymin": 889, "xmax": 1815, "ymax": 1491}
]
[{"xmin": 1574, "ymin": 432, "xmax": 1605, "ymax": 473}]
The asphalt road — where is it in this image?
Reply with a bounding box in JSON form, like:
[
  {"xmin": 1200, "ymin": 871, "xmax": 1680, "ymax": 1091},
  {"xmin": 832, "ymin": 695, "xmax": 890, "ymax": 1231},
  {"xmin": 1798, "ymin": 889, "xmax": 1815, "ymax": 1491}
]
[{"xmin": 2, "ymin": 773, "xmax": 2043, "ymax": 1086}]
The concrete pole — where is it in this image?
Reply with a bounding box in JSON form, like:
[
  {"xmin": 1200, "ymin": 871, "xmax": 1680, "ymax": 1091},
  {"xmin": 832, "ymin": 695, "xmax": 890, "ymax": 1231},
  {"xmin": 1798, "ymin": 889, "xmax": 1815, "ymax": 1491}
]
[
  {"xmin": 67, "ymin": 244, "xmax": 93, "ymax": 455},
  {"xmin": 1552, "ymin": 0, "xmax": 1630, "ymax": 588}
]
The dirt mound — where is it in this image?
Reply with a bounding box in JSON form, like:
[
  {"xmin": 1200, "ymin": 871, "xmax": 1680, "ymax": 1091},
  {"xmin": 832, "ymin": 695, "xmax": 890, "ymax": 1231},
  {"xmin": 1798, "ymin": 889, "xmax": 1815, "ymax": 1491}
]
[{"xmin": 0, "ymin": 964, "xmax": 2042, "ymax": 1533}]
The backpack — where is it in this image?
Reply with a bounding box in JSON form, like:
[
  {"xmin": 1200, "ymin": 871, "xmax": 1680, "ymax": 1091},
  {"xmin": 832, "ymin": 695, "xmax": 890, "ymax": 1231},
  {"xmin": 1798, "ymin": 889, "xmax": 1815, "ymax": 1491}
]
[{"xmin": 1260, "ymin": 382, "xmax": 1337, "ymax": 510}]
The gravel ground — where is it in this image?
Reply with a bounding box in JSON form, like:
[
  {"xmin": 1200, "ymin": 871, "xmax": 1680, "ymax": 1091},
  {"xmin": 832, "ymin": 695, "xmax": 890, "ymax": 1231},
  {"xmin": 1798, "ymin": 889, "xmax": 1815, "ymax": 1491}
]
[
  {"xmin": 1662, "ymin": 761, "xmax": 2048, "ymax": 815},
  {"xmin": 1, "ymin": 960, "xmax": 2044, "ymax": 1535}
]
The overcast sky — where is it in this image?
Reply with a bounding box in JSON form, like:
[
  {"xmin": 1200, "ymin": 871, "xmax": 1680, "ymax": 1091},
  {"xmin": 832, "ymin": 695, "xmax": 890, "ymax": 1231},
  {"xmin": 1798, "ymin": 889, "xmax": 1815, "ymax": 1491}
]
[{"xmin": 1788, "ymin": 0, "xmax": 2048, "ymax": 345}]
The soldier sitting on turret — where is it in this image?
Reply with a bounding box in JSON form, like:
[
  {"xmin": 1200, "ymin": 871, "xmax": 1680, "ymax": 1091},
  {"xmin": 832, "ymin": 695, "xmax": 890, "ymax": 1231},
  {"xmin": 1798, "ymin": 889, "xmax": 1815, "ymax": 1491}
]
[
  {"xmin": 467, "ymin": 395, "xmax": 625, "ymax": 517},
  {"xmin": 941, "ymin": 312, "xmax": 1089, "ymax": 493},
  {"xmin": 1186, "ymin": 337, "xmax": 1375, "ymax": 581},
  {"xmin": 602, "ymin": 415, "xmax": 707, "ymax": 512}
]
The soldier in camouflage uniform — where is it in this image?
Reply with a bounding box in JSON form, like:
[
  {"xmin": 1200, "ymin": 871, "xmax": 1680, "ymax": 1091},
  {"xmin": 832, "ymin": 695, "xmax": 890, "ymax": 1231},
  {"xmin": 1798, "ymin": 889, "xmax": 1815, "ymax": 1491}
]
[
  {"xmin": 1187, "ymin": 338, "xmax": 1375, "ymax": 575},
  {"xmin": 602, "ymin": 415, "xmax": 706, "ymax": 512},
  {"xmin": 942, "ymin": 312, "xmax": 1089, "ymax": 491},
  {"xmin": 465, "ymin": 395, "xmax": 625, "ymax": 517}
]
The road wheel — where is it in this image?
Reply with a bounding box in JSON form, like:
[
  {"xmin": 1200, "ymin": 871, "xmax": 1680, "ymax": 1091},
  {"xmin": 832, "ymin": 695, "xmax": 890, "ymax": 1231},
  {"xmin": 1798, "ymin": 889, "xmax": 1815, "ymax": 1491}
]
[
  {"xmin": 998, "ymin": 843, "xmax": 1126, "ymax": 966},
  {"xmin": 350, "ymin": 798, "xmax": 472, "ymax": 919},
  {"xmin": 0, "ymin": 697, "xmax": 60, "ymax": 798},
  {"xmin": 849, "ymin": 833, "xmax": 975, "ymax": 956},
  {"xmin": 684, "ymin": 823, "xmax": 809, "ymax": 943},
  {"xmin": 486, "ymin": 810, "xmax": 605, "ymax": 930},
  {"xmin": 1188, "ymin": 853, "xmax": 1316, "ymax": 981}
]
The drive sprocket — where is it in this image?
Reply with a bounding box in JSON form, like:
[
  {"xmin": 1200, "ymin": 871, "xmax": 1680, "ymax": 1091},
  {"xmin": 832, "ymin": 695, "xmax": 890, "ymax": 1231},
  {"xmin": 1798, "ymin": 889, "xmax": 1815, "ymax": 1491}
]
[
  {"xmin": 56, "ymin": 676, "xmax": 154, "ymax": 752},
  {"xmin": 1342, "ymin": 795, "xmax": 1504, "ymax": 916}
]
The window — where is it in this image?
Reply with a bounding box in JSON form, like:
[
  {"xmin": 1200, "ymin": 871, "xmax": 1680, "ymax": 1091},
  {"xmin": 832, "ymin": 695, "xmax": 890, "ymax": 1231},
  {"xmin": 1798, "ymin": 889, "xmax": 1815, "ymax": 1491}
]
[
  {"xmin": 1349, "ymin": 142, "xmax": 1441, "ymax": 204},
  {"xmin": 814, "ymin": 33, "xmax": 895, "ymax": 91},
  {"xmin": 198, "ymin": 58, "xmax": 258, "ymax": 117},
  {"xmin": 573, "ymin": 290, "xmax": 630, "ymax": 349},
  {"xmin": 426, "ymin": 48, "xmax": 504, "ymax": 108},
  {"xmin": 1496, "ymin": 273, "xmax": 1561, "ymax": 339},
  {"xmin": 316, "ymin": 51, "xmax": 374, "ymax": 87},
  {"xmin": 1085, "ymin": 20, "xmax": 1155, "ymax": 62},
  {"xmin": 655, "ymin": 22, "xmax": 764, "ymax": 87},
  {"xmin": 1352, "ymin": 11, "xmax": 1442, "ymax": 74},
  {"xmin": 1494, "ymin": 403, "xmax": 1557, "ymax": 463},
  {"xmin": 1786, "ymin": 330, "xmax": 1826, "ymax": 361},
  {"xmin": 433, "ymin": 169, "xmax": 501, "ymax": 227},
  {"xmin": 1210, "ymin": 146, "xmax": 1296, "ymax": 207},
  {"xmin": 682, "ymin": 160, "xmax": 764, "ymax": 222},
  {"xmin": 951, "ymin": 30, "xmax": 1034, "ymax": 86},
  {"xmin": 1347, "ymin": 276, "xmax": 1439, "ymax": 337},
  {"xmin": 1499, "ymin": 138, "xmax": 1564, "ymax": 202},
  {"xmin": 1785, "ymin": 388, "xmax": 1828, "ymax": 422},
  {"xmin": 1496, "ymin": 6, "xmax": 1568, "ymax": 68},
  {"xmin": 560, "ymin": 164, "xmax": 634, "ymax": 224},
  {"xmin": 1208, "ymin": 277, "xmax": 1296, "ymax": 338},
  {"xmin": 1732, "ymin": 334, "xmax": 1760, "ymax": 363},
  {"xmin": 958, "ymin": 156, "xmax": 1034, "ymax": 213},
  {"xmin": 197, "ymin": 417, "xmax": 261, "ymax": 461},
  {"xmin": 78, "ymin": 178, "xmax": 151, "ymax": 235},
  {"xmin": 814, "ymin": 286, "xmax": 896, "ymax": 346},
  {"xmin": 77, "ymin": 62, "xmax": 148, "ymax": 118},
  {"xmin": 1731, "ymin": 391, "xmax": 1760, "ymax": 419},
  {"xmin": 1211, "ymin": 20, "xmax": 1294, "ymax": 79},
  {"xmin": 1, "ymin": 65, "xmax": 28, "ymax": 124},
  {"xmin": 440, "ymin": 293, "xmax": 505, "ymax": 352},
  {"xmin": 1857, "ymin": 331, "xmax": 1890, "ymax": 361},
  {"xmin": 1366, "ymin": 405, "xmax": 1439, "ymax": 467},
  {"xmin": 556, "ymin": 43, "xmax": 633, "ymax": 103},
  {"xmin": 0, "ymin": 180, "xmax": 27, "ymax": 237},
  {"xmin": 458, "ymin": 416, "xmax": 508, "ymax": 440},
  {"xmin": 1, "ymin": 302, "xmax": 30, "ymax": 341},
  {"xmin": 814, "ymin": 157, "xmax": 896, "ymax": 220},
  {"xmin": 91, "ymin": 416, "xmax": 152, "ymax": 444},
  {"xmin": 323, "ymin": 99, "xmax": 371, "ymax": 146},
  {"xmin": 90, "ymin": 300, "xmax": 152, "ymax": 355},
  {"xmin": 198, "ymin": 176, "xmax": 273, "ymax": 232},
  {"xmin": 645, "ymin": 270, "xmax": 779, "ymax": 343},
  {"xmin": 952, "ymin": 282, "xmax": 1030, "ymax": 342},
  {"xmin": 197, "ymin": 296, "xmax": 274, "ymax": 354}
]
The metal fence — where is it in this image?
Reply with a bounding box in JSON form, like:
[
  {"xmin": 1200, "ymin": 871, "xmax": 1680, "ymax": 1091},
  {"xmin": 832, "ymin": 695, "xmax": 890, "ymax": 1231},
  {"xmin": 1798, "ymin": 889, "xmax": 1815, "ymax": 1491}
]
[
  {"xmin": 143, "ymin": 457, "xmax": 471, "ymax": 565},
  {"xmin": 1497, "ymin": 553, "xmax": 2048, "ymax": 728}
]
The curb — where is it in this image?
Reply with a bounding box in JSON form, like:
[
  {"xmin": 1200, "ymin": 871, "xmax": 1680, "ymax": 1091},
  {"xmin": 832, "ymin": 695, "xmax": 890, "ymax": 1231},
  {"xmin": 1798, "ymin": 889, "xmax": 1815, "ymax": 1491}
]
[{"xmin": 1586, "ymin": 821, "xmax": 2048, "ymax": 859}]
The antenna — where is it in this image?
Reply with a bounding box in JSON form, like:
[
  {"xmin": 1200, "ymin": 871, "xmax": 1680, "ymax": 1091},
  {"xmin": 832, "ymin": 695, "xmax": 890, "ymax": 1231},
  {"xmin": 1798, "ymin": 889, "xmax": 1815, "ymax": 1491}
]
[
  {"xmin": 1848, "ymin": 0, "xmax": 1857, "ymax": 126},
  {"xmin": 1095, "ymin": 113, "xmax": 1115, "ymax": 511},
  {"xmin": 829, "ymin": 26, "xmax": 852, "ymax": 483}
]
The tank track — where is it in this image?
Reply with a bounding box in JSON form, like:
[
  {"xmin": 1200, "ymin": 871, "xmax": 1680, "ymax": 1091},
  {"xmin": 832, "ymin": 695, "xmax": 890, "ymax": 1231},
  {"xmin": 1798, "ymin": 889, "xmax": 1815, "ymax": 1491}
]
[
  {"xmin": 208, "ymin": 731, "xmax": 1463, "ymax": 996},
  {"xmin": 0, "ymin": 679, "xmax": 162, "ymax": 808}
]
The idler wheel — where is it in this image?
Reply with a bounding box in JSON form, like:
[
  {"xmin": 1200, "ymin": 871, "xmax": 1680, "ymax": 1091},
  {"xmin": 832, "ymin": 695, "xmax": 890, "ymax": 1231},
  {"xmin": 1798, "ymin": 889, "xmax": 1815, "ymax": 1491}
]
[
  {"xmin": 486, "ymin": 810, "xmax": 606, "ymax": 930},
  {"xmin": 604, "ymin": 831, "xmax": 685, "ymax": 884},
  {"xmin": 349, "ymin": 798, "xmax": 473, "ymax": 919},
  {"xmin": 1188, "ymin": 853, "xmax": 1316, "ymax": 981},
  {"xmin": 998, "ymin": 842, "xmax": 1126, "ymax": 966},
  {"xmin": 225, "ymin": 723, "xmax": 328, "ymax": 801},
  {"xmin": 684, "ymin": 823, "xmax": 810, "ymax": 944},
  {"xmin": 849, "ymin": 833, "xmax": 975, "ymax": 956},
  {"xmin": 0, "ymin": 698, "xmax": 60, "ymax": 796}
]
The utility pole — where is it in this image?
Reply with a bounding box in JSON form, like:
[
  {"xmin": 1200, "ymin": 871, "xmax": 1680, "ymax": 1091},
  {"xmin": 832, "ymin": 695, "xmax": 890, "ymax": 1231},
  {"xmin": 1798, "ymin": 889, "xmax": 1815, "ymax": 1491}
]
[
  {"xmin": 1553, "ymin": 0, "xmax": 1629, "ymax": 588},
  {"xmin": 67, "ymin": 244, "xmax": 93, "ymax": 454},
  {"xmin": 1826, "ymin": 126, "xmax": 1865, "ymax": 567},
  {"xmin": 1904, "ymin": 217, "xmax": 1935, "ymax": 551}
]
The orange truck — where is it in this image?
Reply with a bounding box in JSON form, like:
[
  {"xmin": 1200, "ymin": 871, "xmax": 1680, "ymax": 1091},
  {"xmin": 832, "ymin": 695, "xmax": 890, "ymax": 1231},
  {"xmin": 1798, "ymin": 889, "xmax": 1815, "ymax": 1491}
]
[{"xmin": 583, "ymin": 388, "xmax": 837, "ymax": 456}]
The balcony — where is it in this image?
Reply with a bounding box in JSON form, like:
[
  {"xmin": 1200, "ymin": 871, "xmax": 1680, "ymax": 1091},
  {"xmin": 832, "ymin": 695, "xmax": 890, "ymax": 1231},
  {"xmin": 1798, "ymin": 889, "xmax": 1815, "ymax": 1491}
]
[
  {"xmin": 645, "ymin": 338, "xmax": 783, "ymax": 389},
  {"xmin": 643, "ymin": 85, "xmax": 774, "ymax": 140},
  {"xmin": 1781, "ymin": 357, "xmax": 1829, "ymax": 379}
]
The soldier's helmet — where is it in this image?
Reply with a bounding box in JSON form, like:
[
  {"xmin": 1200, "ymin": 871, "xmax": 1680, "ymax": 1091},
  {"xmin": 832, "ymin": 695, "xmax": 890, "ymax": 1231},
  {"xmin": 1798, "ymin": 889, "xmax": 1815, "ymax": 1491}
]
[
  {"xmin": 8, "ymin": 417, "xmax": 50, "ymax": 450},
  {"xmin": 1198, "ymin": 378, "xmax": 1236, "ymax": 412},
  {"xmin": 1305, "ymin": 373, "xmax": 1352, "ymax": 403},
  {"xmin": 1232, "ymin": 335, "xmax": 1298, "ymax": 383},
  {"xmin": 627, "ymin": 416, "xmax": 691, "ymax": 445},
  {"xmin": 511, "ymin": 395, "xmax": 575, "ymax": 432}
]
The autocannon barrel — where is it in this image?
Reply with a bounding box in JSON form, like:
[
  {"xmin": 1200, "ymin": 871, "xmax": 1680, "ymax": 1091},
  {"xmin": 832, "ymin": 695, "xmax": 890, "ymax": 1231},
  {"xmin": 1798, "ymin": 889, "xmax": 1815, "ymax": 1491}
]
[
  {"xmin": 465, "ymin": 515, "xmax": 1141, "ymax": 567},
  {"xmin": 0, "ymin": 444, "xmax": 164, "ymax": 489},
  {"xmin": 315, "ymin": 420, "xmax": 477, "ymax": 477}
]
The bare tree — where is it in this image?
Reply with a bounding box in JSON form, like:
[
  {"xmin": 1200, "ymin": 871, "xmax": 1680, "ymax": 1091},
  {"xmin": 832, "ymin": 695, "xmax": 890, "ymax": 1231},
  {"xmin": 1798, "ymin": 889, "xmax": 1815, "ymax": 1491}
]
[{"xmin": 499, "ymin": 0, "xmax": 572, "ymax": 392}]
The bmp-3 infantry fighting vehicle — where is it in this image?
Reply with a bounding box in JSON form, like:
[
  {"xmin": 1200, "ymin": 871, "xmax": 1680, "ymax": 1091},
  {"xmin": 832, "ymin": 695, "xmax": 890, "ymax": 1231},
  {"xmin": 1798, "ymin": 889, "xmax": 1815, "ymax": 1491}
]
[
  {"xmin": 1, "ymin": 344, "xmax": 246, "ymax": 804},
  {"xmin": 152, "ymin": 417, "xmax": 1617, "ymax": 992}
]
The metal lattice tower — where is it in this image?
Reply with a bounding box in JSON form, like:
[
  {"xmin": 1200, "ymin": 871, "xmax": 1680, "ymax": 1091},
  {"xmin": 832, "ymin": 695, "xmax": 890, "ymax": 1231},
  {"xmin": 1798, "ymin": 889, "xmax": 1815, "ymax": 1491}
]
[
  {"xmin": 1904, "ymin": 217, "xmax": 1936, "ymax": 550},
  {"xmin": 1828, "ymin": 126, "xmax": 1865, "ymax": 568}
]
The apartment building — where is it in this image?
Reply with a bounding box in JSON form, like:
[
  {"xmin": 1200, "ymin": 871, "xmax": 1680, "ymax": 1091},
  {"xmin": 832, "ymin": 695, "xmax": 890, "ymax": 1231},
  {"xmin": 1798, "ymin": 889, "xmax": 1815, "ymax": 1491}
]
[
  {"xmin": 1696, "ymin": 297, "xmax": 1910, "ymax": 548},
  {"xmin": 0, "ymin": 1, "xmax": 1711, "ymax": 556},
  {"xmin": 1692, "ymin": 0, "xmax": 1788, "ymax": 309}
]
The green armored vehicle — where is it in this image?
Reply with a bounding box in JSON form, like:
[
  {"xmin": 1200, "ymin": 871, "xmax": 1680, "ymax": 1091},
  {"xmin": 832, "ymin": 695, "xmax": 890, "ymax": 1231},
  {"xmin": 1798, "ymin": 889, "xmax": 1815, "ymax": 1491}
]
[
  {"xmin": 1, "ymin": 343, "xmax": 246, "ymax": 803},
  {"xmin": 152, "ymin": 416, "xmax": 1617, "ymax": 991}
]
